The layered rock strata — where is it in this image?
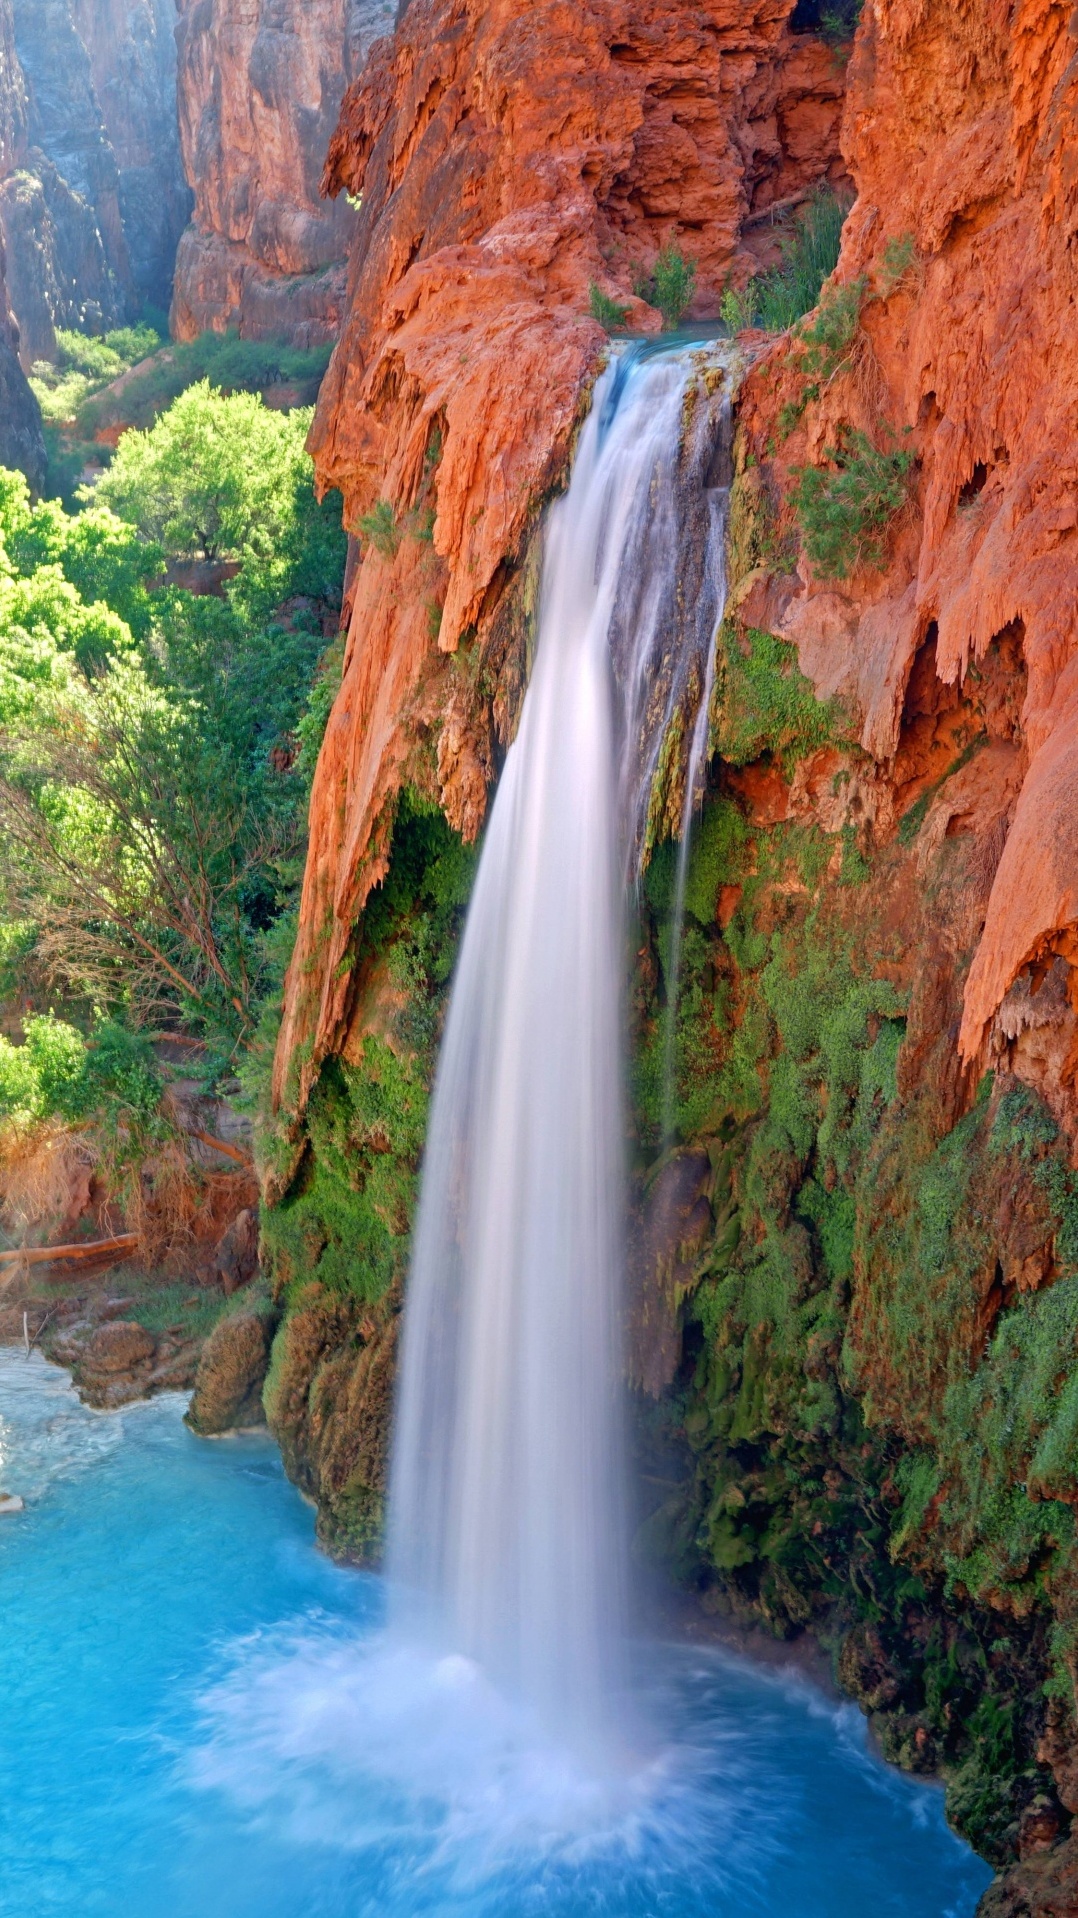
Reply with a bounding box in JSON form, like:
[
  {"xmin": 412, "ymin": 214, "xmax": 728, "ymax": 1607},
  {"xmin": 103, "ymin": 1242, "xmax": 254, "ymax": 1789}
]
[{"xmin": 170, "ymin": 0, "xmax": 396, "ymax": 343}]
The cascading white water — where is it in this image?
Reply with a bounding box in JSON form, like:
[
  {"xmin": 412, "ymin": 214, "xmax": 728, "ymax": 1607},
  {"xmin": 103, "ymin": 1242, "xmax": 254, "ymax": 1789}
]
[
  {"xmin": 388, "ymin": 345, "xmax": 732, "ymax": 1761},
  {"xmin": 659, "ymin": 410, "xmax": 732, "ymax": 1143}
]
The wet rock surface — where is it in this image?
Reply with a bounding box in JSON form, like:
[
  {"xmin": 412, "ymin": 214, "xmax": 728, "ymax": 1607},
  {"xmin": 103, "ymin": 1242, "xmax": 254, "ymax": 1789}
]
[
  {"xmin": 272, "ymin": 0, "xmax": 847, "ymax": 1133},
  {"xmin": 186, "ymin": 1307, "xmax": 274, "ymax": 1435}
]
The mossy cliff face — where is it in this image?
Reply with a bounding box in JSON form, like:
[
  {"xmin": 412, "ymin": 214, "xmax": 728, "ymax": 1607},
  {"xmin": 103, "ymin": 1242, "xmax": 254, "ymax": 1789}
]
[
  {"xmin": 629, "ymin": 622, "xmax": 1078, "ymax": 1876},
  {"xmin": 259, "ymin": 793, "xmax": 477, "ymax": 1559}
]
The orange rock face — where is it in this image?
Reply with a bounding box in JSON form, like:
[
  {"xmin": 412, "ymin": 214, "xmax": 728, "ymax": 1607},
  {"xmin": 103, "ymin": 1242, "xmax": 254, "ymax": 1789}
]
[
  {"xmin": 273, "ymin": 0, "xmax": 847, "ymax": 1123},
  {"xmin": 171, "ymin": 0, "xmax": 395, "ymax": 343},
  {"xmin": 736, "ymin": 0, "xmax": 1078, "ymax": 1126}
]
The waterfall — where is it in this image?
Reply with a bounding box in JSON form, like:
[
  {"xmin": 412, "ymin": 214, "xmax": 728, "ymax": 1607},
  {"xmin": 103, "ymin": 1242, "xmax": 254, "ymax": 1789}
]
[
  {"xmin": 659, "ymin": 417, "xmax": 732, "ymax": 1143},
  {"xmin": 387, "ymin": 344, "xmax": 732, "ymax": 1761}
]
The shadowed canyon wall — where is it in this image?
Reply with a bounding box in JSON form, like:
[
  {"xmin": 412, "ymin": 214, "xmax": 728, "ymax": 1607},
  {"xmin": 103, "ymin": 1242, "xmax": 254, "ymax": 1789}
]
[
  {"xmin": 0, "ymin": 0, "xmax": 42, "ymax": 485},
  {"xmin": 0, "ymin": 0, "xmax": 190, "ymax": 364},
  {"xmin": 170, "ymin": 0, "xmax": 396, "ymax": 344}
]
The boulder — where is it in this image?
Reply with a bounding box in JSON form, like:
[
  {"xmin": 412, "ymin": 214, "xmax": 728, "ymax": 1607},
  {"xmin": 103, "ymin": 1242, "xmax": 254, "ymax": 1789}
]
[
  {"xmin": 186, "ymin": 1310, "xmax": 271, "ymax": 1435},
  {"xmin": 214, "ymin": 1206, "xmax": 259, "ymax": 1296},
  {"xmin": 84, "ymin": 1320, "xmax": 155, "ymax": 1374}
]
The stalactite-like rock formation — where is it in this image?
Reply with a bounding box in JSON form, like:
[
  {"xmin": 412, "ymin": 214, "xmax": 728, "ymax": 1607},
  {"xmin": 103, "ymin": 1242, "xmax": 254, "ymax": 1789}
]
[
  {"xmin": 737, "ymin": 0, "xmax": 1078, "ymax": 1149},
  {"xmin": 272, "ymin": 0, "xmax": 846, "ymax": 1130},
  {"xmin": 170, "ymin": 0, "xmax": 395, "ymax": 344},
  {"xmin": 260, "ymin": 6, "xmax": 1078, "ymax": 1903}
]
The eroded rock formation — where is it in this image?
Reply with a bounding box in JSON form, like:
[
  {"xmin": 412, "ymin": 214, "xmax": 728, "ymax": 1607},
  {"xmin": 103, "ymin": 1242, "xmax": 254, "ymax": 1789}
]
[
  {"xmin": 736, "ymin": 0, "xmax": 1078, "ymax": 1155},
  {"xmin": 0, "ymin": 0, "xmax": 189, "ymax": 362},
  {"xmin": 272, "ymin": 0, "xmax": 848, "ymax": 1131},
  {"xmin": 170, "ymin": 0, "xmax": 395, "ymax": 343},
  {"xmin": 259, "ymin": 0, "xmax": 1078, "ymax": 1903}
]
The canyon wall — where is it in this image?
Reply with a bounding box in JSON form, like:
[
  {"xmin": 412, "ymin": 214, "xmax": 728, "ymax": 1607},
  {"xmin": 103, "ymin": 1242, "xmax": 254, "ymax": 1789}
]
[
  {"xmin": 170, "ymin": 0, "xmax": 396, "ymax": 344},
  {"xmin": 0, "ymin": 0, "xmax": 43, "ymax": 485},
  {"xmin": 0, "ymin": 0, "xmax": 189, "ymax": 364},
  {"xmin": 270, "ymin": 0, "xmax": 847, "ymax": 1133},
  {"xmin": 256, "ymin": 0, "xmax": 1078, "ymax": 1906}
]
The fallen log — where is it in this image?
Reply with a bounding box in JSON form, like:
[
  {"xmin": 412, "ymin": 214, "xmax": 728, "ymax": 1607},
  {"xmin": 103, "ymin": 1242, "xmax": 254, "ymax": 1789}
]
[
  {"xmin": 190, "ymin": 1129, "xmax": 253, "ymax": 1168},
  {"xmin": 0, "ymin": 1233, "xmax": 139, "ymax": 1269}
]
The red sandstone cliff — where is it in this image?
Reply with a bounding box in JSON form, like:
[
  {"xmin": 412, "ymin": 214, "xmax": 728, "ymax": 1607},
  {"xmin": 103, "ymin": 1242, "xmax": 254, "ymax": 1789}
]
[
  {"xmin": 272, "ymin": 0, "xmax": 847, "ymax": 1130},
  {"xmin": 734, "ymin": 0, "xmax": 1078, "ymax": 1145},
  {"xmin": 171, "ymin": 0, "xmax": 396, "ymax": 344}
]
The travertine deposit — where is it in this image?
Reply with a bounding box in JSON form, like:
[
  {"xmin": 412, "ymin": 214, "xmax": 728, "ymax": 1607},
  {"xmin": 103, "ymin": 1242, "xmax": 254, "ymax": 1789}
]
[
  {"xmin": 261, "ymin": 5, "xmax": 1078, "ymax": 1906},
  {"xmin": 736, "ymin": 0, "xmax": 1078, "ymax": 1139},
  {"xmin": 273, "ymin": 0, "xmax": 848, "ymax": 1126}
]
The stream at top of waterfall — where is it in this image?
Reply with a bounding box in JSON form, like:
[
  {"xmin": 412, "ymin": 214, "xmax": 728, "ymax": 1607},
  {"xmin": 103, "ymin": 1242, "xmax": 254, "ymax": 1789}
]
[{"xmin": 0, "ymin": 1349, "xmax": 990, "ymax": 1917}]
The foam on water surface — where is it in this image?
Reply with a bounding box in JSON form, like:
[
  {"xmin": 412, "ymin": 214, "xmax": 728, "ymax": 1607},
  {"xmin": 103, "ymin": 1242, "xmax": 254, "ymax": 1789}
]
[{"xmin": 0, "ymin": 1350, "xmax": 991, "ymax": 1917}]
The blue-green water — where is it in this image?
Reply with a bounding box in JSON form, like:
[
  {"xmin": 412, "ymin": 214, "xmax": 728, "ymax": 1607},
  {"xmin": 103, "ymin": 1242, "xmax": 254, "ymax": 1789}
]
[{"xmin": 0, "ymin": 1351, "xmax": 991, "ymax": 1917}]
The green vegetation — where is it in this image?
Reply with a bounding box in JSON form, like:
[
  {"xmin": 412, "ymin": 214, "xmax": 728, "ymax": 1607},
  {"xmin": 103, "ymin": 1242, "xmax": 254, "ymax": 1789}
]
[
  {"xmin": 0, "ymin": 1012, "xmax": 161, "ymax": 1134},
  {"xmin": 358, "ymin": 498, "xmax": 400, "ymax": 559},
  {"xmin": 793, "ymin": 425, "xmax": 914, "ymax": 577},
  {"xmin": 588, "ymin": 283, "xmax": 630, "ymax": 332},
  {"xmin": 634, "ymin": 247, "xmax": 697, "ymax": 330},
  {"xmin": 631, "ymin": 665, "xmax": 1078, "ymax": 1864},
  {"xmin": 261, "ymin": 793, "xmax": 478, "ymax": 1303},
  {"xmin": 819, "ymin": 0, "xmax": 862, "ymax": 40},
  {"xmin": 720, "ymin": 192, "xmax": 849, "ymax": 337},
  {"xmin": 879, "ymin": 231, "xmax": 919, "ymax": 297},
  {"xmin": 31, "ymin": 327, "xmax": 332, "ymax": 439},
  {"xmin": 710, "ymin": 622, "xmax": 847, "ymax": 769},
  {"xmin": 0, "ymin": 375, "xmax": 346, "ymax": 1079},
  {"xmin": 29, "ymin": 324, "xmax": 164, "ymax": 423}
]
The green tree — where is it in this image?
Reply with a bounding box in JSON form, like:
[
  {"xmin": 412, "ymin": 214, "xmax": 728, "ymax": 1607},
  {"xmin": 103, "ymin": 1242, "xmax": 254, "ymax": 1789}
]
[{"xmin": 93, "ymin": 382, "xmax": 343, "ymax": 622}]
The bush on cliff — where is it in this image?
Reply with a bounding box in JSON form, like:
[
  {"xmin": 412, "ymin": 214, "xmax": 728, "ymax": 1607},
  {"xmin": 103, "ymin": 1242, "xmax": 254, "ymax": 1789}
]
[
  {"xmin": 793, "ymin": 426, "xmax": 914, "ymax": 577},
  {"xmin": 634, "ymin": 248, "xmax": 697, "ymax": 330}
]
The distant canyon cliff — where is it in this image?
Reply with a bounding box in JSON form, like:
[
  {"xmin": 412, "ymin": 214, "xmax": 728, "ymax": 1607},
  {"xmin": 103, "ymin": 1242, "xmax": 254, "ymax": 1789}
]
[
  {"xmin": 0, "ymin": 0, "xmax": 189, "ymax": 361},
  {"xmin": 170, "ymin": 0, "xmax": 396, "ymax": 344}
]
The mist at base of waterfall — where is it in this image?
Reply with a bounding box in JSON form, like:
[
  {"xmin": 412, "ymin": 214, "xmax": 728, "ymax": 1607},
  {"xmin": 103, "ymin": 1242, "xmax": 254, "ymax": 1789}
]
[{"xmin": 0, "ymin": 1352, "xmax": 991, "ymax": 1918}]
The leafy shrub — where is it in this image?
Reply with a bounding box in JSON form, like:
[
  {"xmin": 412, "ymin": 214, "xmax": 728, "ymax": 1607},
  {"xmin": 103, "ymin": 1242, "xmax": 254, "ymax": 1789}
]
[
  {"xmin": 794, "ymin": 275, "xmax": 866, "ymax": 381},
  {"xmin": 754, "ymin": 191, "xmax": 850, "ymax": 333},
  {"xmin": 720, "ymin": 284, "xmax": 758, "ymax": 335},
  {"xmin": 879, "ymin": 231, "xmax": 919, "ymax": 296},
  {"xmin": 635, "ymin": 248, "xmax": 696, "ymax": 330},
  {"xmin": 793, "ymin": 427, "xmax": 914, "ymax": 578},
  {"xmin": 358, "ymin": 499, "xmax": 400, "ymax": 558},
  {"xmin": 82, "ymin": 1020, "xmax": 162, "ymax": 1124},
  {"xmin": 588, "ymin": 284, "xmax": 630, "ymax": 331},
  {"xmin": 0, "ymin": 1013, "xmax": 165, "ymax": 1133}
]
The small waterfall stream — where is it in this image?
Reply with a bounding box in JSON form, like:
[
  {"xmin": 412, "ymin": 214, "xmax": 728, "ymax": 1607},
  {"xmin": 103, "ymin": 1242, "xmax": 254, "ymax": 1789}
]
[{"xmin": 388, "ymin": 345, "xmax": 733, "ymax": 1757}]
